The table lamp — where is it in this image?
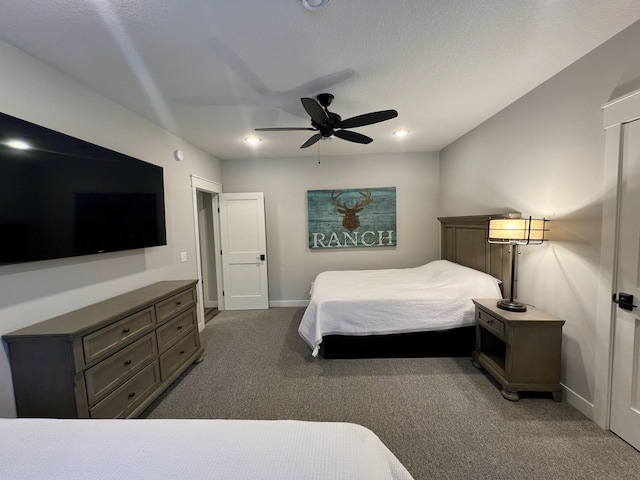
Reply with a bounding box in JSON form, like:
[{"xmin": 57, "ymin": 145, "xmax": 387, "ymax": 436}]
[{"xmin": 488, "ymin": 216, "xmax": 547, "ymax": 312}]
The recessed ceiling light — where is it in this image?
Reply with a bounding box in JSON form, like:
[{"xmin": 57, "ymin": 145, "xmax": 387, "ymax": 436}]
[
  {"xmin": 393, "ymin": 130, "xmax": 409, "ymax": 138},
  {"xmin": 244, "ymin": 136, "xmax": 262, "ymax": 145},
  {"xmin": 4, "ymin": 139, "xmax": 32, "ymax": 150}
]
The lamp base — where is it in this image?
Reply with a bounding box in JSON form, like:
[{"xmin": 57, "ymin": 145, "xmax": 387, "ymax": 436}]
[{"xmin": 497, "ymin": 299, "xmax": 527, "ymax": 312}]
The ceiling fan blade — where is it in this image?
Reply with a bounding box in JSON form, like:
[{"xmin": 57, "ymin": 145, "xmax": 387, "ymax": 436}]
[
  {"xmin": 301, "ymin": 97, "xmax": 329, "ymax": 125},
  {"xmin": 334, "ymin": 130, "xmax": 373, "ymax": 144},
  {"xmin": 300, "ymin": 134, "xmax": 323, "ymax": 149},
  {"xmin": 255, "ymin": 127, "xmax": 316, "ymax": 131},
  {"xmin": 337, "ymin": 109, "xmax": 398, "ymax": 129}
]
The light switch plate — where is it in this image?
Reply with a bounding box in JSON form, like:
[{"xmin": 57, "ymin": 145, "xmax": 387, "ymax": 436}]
[{"xmin": 180, "ymin": 252, "xmax": 187, "ymax": 263}]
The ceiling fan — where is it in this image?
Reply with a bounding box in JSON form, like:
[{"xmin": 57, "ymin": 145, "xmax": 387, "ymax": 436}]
[{"xmin": 255, "ymin": 93, "xmax": 398, "ymax": 149}]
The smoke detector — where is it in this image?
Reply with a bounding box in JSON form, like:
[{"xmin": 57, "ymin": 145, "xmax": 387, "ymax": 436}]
[{"xmin": 300, "ymin": 0, "xmax": 330, "ymax": 11}]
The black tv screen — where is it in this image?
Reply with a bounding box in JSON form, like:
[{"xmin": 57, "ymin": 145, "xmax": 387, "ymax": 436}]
[{"xmin": 0, "ymin": 111, "xmax": 167, "ymax": 265}]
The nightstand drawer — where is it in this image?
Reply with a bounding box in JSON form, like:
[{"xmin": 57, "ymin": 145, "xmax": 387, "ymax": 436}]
[{"xmin": 476, "ymin": 308, "xmax": 505, "ymax": 340}]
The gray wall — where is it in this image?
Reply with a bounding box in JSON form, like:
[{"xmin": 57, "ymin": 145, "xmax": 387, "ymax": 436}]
[
  {"xmin": 221, "ymin": 152, "xmax": 440, "ymax": 304},
  {"xmin": 440, "ymin": 20, "xmax": 640, "ymax": 417},
  {"xmin": 0, "ymin": 39, "xmax": 222, "ymax": 417}
]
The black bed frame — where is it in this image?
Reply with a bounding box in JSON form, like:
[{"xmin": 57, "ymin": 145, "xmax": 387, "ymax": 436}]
[
  {"xmin": 319, "ymin": 327, "xmax": 477, "ymax": 359},
  {"xmin": 318, "ymin": 213, "xmax": 517, "ymax": 359}
]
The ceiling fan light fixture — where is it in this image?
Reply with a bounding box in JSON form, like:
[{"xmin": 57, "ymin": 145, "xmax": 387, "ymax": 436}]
[
  {"xmin": 393, "ymin": 130, "xmax": 409, "ymax": 138},
  {"xmin": 300, "ymin": 0, "xmax": 329, "ymax": 11}
]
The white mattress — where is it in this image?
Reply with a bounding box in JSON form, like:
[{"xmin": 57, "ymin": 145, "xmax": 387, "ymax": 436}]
[
  {"xmin": 298, "ymin": 260, "xmax": 503, "ymax": 356},
  {"xmin": 0, "ymin": 418, "xmax": 414, "ymax": 480}
]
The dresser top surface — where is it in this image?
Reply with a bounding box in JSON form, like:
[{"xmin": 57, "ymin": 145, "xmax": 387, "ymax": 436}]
[{"xmin": 3, "ymin": 280, "xmax": 198, "ymax": 339}]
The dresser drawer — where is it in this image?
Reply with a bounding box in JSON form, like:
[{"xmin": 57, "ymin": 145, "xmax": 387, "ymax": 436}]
[
  {"xmin": 155, "ymin": 287, "xmax": 196, "ymax": 324},
  {"xmin": 476, "ymin": 308, "xmax": 505, "ymax": 340},
  {"xmin": 90, "ymin": 361, "xmax": 161, "ymax": 418},
  {"xmin": 159, "ymin": 331, "xmax": 200, "ymax": 381},
  {"xmin": 84, "ymin": 332, "xmax": 157, "ymax": 405},
  {"xmin": 156, "ymin": 308, "xmax": 197, "ymax": 353},
  {"xmin": 82, "ymin": 306, "xmax": 155, "ymax": 365}
]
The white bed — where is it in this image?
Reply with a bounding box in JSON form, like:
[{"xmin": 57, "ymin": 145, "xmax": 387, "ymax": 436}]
[
  {"xmin": 298, "ymin": 260, "xmax": 503, "ymax": 356},
  {"xmin": 0, "ymin": 418, "xmax": 414, "ymax": 480}
]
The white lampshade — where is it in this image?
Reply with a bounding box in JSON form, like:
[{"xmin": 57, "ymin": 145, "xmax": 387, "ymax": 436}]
[{"xmin": 488, "ymin": 217, "xmax": 547, "ymax": 244}]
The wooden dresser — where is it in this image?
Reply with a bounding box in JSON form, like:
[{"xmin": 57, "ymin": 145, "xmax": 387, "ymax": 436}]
[{"xmin": 2, "ymin": 280, "xmax": 202, "ymax": 418}]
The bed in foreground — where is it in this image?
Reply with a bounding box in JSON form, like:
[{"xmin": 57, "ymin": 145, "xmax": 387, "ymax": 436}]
[
  {"xmin": 0, "ymin": 418, "xmax": 414, "ymax": 480},
  {"xmin": 298, "ymin": 214, "xmax": 516, "ymax": 358}
]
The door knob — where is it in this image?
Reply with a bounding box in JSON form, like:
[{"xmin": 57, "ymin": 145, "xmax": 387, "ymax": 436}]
[{"xmin": 613, "ymin": 292, "xmax": 637, "ymax": 311}]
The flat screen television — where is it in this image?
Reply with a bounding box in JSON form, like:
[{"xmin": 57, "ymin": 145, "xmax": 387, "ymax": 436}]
[{"xmin": 0, "ymin": 111, "xmax": 167, "ymax": 265}]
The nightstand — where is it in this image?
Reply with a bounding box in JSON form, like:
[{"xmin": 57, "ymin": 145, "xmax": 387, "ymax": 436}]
[{"xmin": 471, "ymin": 299, "xmax": 565, "ymax": 402}]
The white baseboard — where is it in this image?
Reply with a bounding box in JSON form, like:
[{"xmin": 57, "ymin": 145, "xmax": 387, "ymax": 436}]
[
  {"xmin": 562, "ymin": 383, "xmax": 595, "ymax": 421},
  {"xmin": 204, "ymin": 300, "xmax": 218, "ymax": 308},
  {"xmin": 269, "ymin": 300, "xmax": 310, "ymax": 308}
]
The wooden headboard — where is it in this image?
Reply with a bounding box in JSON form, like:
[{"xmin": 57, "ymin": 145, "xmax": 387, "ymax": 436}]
[{"xmin": 437, "ymin": 213, "xmax": 520, "ymax": 299}]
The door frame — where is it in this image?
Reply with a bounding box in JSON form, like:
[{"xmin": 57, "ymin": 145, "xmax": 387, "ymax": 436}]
[
  {"xmin": 595, "ymin": 88, "xmax": 640, "ymax": 429},
  {"xmin": 191, "ymin": 175, "xmax": 224, "ymax": 331}
]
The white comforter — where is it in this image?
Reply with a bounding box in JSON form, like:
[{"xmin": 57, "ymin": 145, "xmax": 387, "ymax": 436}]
[
  {"xmin": 298, "ymin": 260, "xmax": 503, "ymax": 356},
  {"xmin": 0, "ymin": 418, "xmax": 414, "ymax": 480}
]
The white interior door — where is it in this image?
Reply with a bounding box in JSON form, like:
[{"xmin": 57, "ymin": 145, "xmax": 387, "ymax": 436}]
[
  {"xmin": 218, "ymin": 192, "xmax": 269, "ymax": 310},
  {"xmin": 610, "ymin": 118, "xmax": 640, "ymax": 451}
]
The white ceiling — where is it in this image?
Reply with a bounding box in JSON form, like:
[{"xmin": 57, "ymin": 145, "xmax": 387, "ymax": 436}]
[{"xmin": 1, "ymin": 1, "xmax": 639, "ymax": 160}]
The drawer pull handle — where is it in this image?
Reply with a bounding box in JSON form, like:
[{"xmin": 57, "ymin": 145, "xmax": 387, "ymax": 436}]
[
  {"xmin": 122, "ymin": 328, "xmax": 130, "ymax": 334},
  {"xmin": 128, "ymin": 392, "xmax": 136, "ymax": 398},
  {"xmin": 124, "ymin": 360, "xmax": 132, "ymax": 365},
  {"xmin": 176, "ymin": 301, "xmax": 182, "ymax": 306},
  {"xmin": 180, "ymin": 350, "xmax": 186, "ymax": 354},
  {"xmin": 177, "ymin": 325, "xmax": 183, "ymax": 330},
  {"xmin": 486, "ymin": 318, "xmax": 493, "ymax": 324}
]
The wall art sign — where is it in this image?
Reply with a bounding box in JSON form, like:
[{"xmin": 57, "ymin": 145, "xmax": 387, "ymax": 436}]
[{"xmin": 307, "ymin": 187, "xmax": 397, "ymax": 249}]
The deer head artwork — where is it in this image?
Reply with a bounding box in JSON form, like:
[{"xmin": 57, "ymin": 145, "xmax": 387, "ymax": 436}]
[{"xmin": 330, "ymin": 190, "xmax": 372, "ymax": 232}]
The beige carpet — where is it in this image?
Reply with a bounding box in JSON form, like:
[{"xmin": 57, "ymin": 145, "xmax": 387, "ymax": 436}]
[{"xmin": 143, "ymin": 307, "xmax": 640, "ymax": 480}]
